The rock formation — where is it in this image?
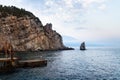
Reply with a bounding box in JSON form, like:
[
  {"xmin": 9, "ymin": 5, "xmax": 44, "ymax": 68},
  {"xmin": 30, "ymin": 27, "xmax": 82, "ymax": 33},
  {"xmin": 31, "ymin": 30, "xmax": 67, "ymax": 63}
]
[
  {"xmin": 0, "ymin": 5, "xmax": 72, "ymax": 51},
  {"xmin": 80, "ymin": 42, "xmax": 86, "ymax": 50}
]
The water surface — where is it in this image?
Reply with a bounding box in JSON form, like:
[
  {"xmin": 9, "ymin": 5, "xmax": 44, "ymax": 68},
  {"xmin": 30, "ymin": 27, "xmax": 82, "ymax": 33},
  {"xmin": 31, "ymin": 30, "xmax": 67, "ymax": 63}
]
[{"xmin": 0, "ymin": 48, "xmax": 120, "ymax": 80}]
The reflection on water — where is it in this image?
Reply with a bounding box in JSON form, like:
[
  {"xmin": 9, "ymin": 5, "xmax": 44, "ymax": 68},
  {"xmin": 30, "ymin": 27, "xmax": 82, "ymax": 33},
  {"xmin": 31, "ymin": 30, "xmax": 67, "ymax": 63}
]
[{"xmin": 0, "ymin": 48, "xmax": 120, "ymax": 80}]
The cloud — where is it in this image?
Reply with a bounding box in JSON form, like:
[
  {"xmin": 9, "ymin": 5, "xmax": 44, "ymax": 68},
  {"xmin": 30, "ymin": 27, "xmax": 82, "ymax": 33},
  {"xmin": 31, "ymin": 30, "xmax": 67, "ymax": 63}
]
[
  {"xmin": 98, "ymin": 4, "xmax": 106, "ymax": 10},
  {"xmin": 0, "ymin": 0, "xmax": 23, "ymax": 6},
  {"xmin": 0, "ymin": 0, "xmax": 114, "ymax": 45},
  {"xmin": 81, "ymin": 0, "xmax": 106, "ymax": 8},
  {"xmin": 0, "ymin": 0, "xmax": 109, "ymax": 23}
]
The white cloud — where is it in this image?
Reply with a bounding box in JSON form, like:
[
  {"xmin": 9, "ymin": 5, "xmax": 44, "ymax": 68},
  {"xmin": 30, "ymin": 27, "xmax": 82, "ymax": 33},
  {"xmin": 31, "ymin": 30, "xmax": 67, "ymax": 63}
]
[
  {"xmin": 0, "ymin": 0, "xmax": 109, "ymax": 23},
  {"xmin": 0, "ymin": 0, "xmax": 23, "ymax": 5},
  {"xmin": 63, "ymin": 0, "xmax": 74, "ymax": 8},
  {"xmin": 98, "ymin": 4, "xmax": 106, "ymax": 10},
  {"xmin": 0, "ymin": 0, "xmax": 114, "ymax": 44},
  {"xmin": 29, "ymin": 0, "xmax": 111, "ymax": 42}
]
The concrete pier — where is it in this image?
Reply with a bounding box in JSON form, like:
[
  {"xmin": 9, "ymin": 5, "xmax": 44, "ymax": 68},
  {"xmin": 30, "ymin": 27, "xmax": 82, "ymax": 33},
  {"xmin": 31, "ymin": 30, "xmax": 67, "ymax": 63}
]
[
  {"xmin": 18, "ymin": 59, "xmax": 47, "ymax": 68},
  {"xmin": 0, "ymin": 57, "xmax": 47, "ymax": 72},
  {"xmin": 0, "ymin": 57, "xmax": 19, "ymax": 62}
]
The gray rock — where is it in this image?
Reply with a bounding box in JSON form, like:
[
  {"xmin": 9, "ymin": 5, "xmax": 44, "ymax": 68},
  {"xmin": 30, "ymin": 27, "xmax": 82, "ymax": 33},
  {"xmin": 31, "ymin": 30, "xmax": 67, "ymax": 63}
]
[{"xmin": 80, "ymin": 42, "xmax": 86, "ymax": 50}]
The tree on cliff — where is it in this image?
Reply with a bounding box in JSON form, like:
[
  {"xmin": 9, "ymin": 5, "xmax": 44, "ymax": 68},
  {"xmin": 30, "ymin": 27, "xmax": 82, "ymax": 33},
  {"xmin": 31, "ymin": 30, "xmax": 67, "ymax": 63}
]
[{"xmin": 0, "ymin": 5, "xmax": 34, "ymax": 18}]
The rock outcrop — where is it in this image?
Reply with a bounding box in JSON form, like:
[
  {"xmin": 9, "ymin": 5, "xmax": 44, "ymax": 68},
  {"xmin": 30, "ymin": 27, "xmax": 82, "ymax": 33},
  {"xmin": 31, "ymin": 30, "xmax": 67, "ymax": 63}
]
[
  {"xmin": 80, "ymin": 42, "xmax": 86, "ymax": 50},
  {"xmin": 0, "ymin": 5, "xmax": 72, "ymax": 51}
]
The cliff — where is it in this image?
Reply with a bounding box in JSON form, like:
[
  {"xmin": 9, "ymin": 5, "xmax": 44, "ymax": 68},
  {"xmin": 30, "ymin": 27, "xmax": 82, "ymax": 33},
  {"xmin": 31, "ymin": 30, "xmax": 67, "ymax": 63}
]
[{"xmin": 0, "ymin": 5, "xmax": 72, "ymax": 51}]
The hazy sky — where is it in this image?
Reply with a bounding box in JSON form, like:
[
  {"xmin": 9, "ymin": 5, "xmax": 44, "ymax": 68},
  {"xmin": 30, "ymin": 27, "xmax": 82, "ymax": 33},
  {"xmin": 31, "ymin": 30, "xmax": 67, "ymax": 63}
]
[{"xmin": 0, "ymin": 0, "xmax": 120, "ymax": 47}]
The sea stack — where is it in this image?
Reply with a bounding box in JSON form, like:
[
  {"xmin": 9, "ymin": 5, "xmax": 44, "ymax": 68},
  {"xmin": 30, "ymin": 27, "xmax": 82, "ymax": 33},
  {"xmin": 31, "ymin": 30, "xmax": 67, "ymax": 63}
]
[{"xmin": 80, "ymin": 42, "xmax": 86, "ymax": 50}]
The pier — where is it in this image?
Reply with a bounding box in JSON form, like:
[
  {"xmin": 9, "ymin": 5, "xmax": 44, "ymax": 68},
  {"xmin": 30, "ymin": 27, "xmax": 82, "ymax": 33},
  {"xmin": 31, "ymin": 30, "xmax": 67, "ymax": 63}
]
[
  {"xmin": 0, "ymin": 57, "xmax": 19, "ymax": 72},
  {"xmin": 0, "ymin": 57, "xmax": 47, "ymax": 72},
  {"xmin": 0, "ymin": 41, "xmax": 47, "ymax": 72},
  {"xmin": 18, "ymin": 59, "xmax": 47, "ymax": 68},
  {"xmin": 0, "ymin": 57, "xmax": 19, "ymax": 62}
]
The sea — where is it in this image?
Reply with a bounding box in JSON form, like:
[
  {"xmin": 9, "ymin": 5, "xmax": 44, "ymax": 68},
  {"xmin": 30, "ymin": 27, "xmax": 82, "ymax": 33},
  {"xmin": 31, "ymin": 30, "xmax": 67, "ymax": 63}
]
[{"xmin": 0, "ymin": 47, "xmax": 120, "ymax": 80}]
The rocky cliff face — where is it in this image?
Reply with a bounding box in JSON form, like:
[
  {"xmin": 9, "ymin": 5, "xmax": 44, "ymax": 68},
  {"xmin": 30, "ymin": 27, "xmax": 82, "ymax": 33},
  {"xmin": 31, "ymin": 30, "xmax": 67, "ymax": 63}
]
[{"xmin": 0, "ymin": 6, "xmax": 68, "ymax": 51}]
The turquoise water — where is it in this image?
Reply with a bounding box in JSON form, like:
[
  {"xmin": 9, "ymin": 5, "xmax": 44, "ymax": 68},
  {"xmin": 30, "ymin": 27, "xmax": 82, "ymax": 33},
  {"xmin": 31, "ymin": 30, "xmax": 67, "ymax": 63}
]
[{"xmin": 0, "ymin": 48, "xmax": 120, "ymax": 80}]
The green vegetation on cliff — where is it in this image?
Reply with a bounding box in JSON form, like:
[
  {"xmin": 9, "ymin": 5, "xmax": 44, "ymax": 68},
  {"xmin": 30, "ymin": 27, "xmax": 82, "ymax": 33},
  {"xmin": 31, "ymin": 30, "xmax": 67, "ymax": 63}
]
[{"xmin": 0, "ymin": 5, "xmax": 35, "ymax": 18}]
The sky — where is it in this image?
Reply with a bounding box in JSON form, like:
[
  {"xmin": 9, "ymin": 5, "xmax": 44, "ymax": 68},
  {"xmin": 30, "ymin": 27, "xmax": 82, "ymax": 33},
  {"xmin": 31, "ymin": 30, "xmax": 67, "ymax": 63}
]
[{"xmin": 0, "ymin": 0, "xmax": 120, "ymax": 48}]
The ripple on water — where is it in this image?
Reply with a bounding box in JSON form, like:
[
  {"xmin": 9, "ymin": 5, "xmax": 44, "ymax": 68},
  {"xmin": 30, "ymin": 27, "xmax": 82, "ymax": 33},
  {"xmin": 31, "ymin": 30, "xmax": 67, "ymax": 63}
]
[{"xmin": 1, "ymin": 48, "xmax": 120, "ymax": 80}]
